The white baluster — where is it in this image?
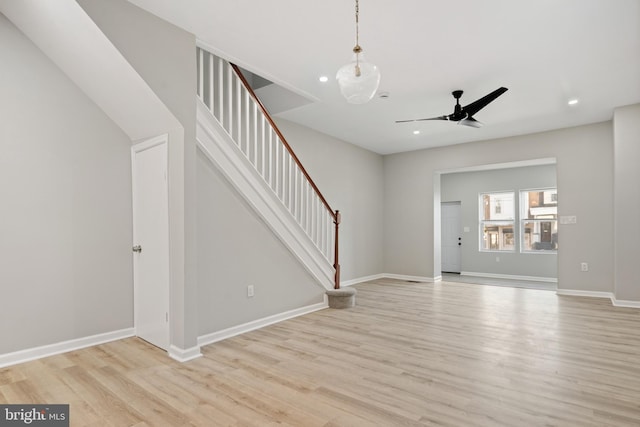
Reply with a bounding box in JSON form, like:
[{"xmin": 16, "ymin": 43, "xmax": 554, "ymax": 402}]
[
  {"xmin": 292, "ymin": 167, "xmax": 298, "ymax": 221},
  {"xmin": 261, "ymin": 117, "xmax": 266, "ymax": 178},
  {"xmin": 283, "ymin": 143, "xmax": 288, "ymax": 204},
  {"xmin": 273, "ymin": 136, "xmax": 281, "ymax": 197},
  {"xmin": 253, "ymin": 103, "xmax": 258, "ymax": 167},
  {"xmin": 302, "ymin": 180, "xmax": 309, "ymax": 231},
  {"xmin": 218, "ymin": 59, "xmax": 224, "ymax": 127},
  {"xmin": 235, "ymin": 77, "xmax": 242, "ymax": 145},
  {"xmin": 227, "ymin": 64, "xmax": 234, "ymax": 134},
  {"xmin": 238, "ymin": 86, "xmax": 243, "ymax": 153},
  {"xmin": 197, "ymin": 48, "xmax": 203, "ymax": 100},
  {"xmin": 286, "ymin": 155, "xmax": 293, "ymax": 212},
  {"xmin": 314, "ymin": 196, "xmax": 318, "ymax": 243},
  {"xmin": 208, "ymin": 53, "xmax": 214, "ymax": 113},
  {"xmin": 269, "ymin": 129, "xmax": 274, "ymax": 188}
]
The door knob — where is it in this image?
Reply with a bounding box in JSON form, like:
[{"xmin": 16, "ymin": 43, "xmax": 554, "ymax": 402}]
[
  {"xmin": 458, "ymin": 242, "xmax": 461, "ymax": 246},
  {"xmin": 132, "ymin": 245, "xmax": 142, "ymax": 253}
]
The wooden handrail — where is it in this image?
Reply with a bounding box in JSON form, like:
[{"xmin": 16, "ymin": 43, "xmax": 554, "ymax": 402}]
[
  {"xmin": 230, "ymin": 63, "xmax": 341, "ymax": 289},
  {"xmin": 230, "ymin": 64, "xmax": 336, "ymax": 221}
]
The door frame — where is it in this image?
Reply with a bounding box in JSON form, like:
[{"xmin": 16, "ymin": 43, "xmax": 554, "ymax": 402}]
[
  {"xmin": 131, "ymin": 134, "xmax": 171, "ymax": 350},
  {"xmin": 441, "ymin": 201, "xmax": 462, "ymax": 273}
]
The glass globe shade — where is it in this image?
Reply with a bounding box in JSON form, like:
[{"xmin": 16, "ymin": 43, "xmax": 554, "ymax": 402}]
[{"xmin": 336, "ymin": 53, "xmax": 381, "ymax": 104}]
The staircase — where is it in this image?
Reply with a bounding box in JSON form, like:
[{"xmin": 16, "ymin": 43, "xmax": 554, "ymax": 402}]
[{"xmin": 195, "ymin": 47, "xmax": 340, "ymax": 290}]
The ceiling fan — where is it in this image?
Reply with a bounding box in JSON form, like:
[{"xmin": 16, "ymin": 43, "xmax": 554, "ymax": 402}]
[{"xmin": 396, "ymin": 87, "xmax": 508, "ymax": 128}]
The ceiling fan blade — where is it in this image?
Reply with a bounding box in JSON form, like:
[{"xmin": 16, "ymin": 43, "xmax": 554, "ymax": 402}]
[
  {"xmin": 458, "ymin": 117, "xmax": 483, "ymax": 128},
  {"xmin": 461, "ymin": 87, "xmax": 508, "ymax": 118},
  {"xmin": 395, "ymin": 115, "xmax": 448, "ymax": 123}
]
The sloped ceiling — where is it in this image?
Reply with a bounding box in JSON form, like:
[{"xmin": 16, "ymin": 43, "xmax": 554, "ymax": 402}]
[{"xmin": 0, "ymin": 0, "xmax": 181, "ymax": 141}]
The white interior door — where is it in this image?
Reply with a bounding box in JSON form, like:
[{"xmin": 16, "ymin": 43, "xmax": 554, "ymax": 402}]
[
  {"xmin": 132, "ymin": 135, "xmax": 170, "ymax": 351},
  {"xmin": 441, "ymin": 202, "xmax": 462, "ymax": 273}
]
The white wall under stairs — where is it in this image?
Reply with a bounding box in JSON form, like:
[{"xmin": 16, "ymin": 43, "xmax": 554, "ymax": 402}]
[{"xmin": 196, "ymin": 100, "xmax": 335, "ymax": 290}]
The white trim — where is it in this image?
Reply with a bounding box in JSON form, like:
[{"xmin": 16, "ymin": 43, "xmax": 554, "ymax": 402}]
[
  {"xmin": 168, "ymin": 345, "xmax": 202, "ymax": 363},
  {"xmin": 382, "ymin": 273, "xmax": 439, "ymax": 283},
  {"xmin": 340, "ymin": 274, "xmax": 386, "ymax": 287},
  {"xmin": 0, "ymin": 328, "xmax": 135, "ymax": 368},
  {"xmin": 131, "ymin": 135, "xmax": 171, "ymax": 351},
  {"xmin": 198, "ymin": 302, "xmax": 328, "ymax": 347},
  {"xmin": 436, "ymin": 158, "xmax": 557, "ymax": 175},
  {"xmin": 556, "ymin": 289, "xmax": 614, "ymax": 299},
  {"xmin": 461, "ymin": 271, "xmax": 558, "ymax": 283},
  {"xmin": 341, "ymin": 273, "xmax": 442, "ymax": 286},
  {"xmin": 197, "ymin": 100, "xmax": 335, "ymax": 290},
  {"xmin": 611, "ymin": 297, "xmax": 640, "ymax": 308}
]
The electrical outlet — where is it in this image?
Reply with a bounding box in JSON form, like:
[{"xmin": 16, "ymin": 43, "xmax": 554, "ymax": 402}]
[
  {"xmin": 581, "ymin": 262, "xmax": 589, "ymax": 272},
  {"xmin": 496, "ymin": 256, "xmax": 500, "ymax": 262},
  {"xmin": 247, "ymin": 285, "xmax": 255, "ymax": 297}
]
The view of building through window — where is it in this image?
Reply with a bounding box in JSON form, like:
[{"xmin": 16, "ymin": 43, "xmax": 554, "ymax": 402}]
[
  {"xmin": 521, "ymin": 189, "xmax": 558, "ymax": 252},
  {"xmin": 480, "ymin": 192, "xmax": 515, "ymax": 251},
  {"xmin": 479, "ymin": 189, "xmax": 557, "ymax": 253}
]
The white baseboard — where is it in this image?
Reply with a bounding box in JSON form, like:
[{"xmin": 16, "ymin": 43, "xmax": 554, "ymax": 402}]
[
  {"xmin": 611, "ymin": 297, "xmax": 640, "ymax": 308},
  {"xmin": 556, "ymin": 289, "xmax": 614, "ymax": 299},
  {"xmin": 342, "ymin": 273, "xmax": 441, "ymax": 285},
  {"xmin": 556, "ymin": 289, "xmax": 640, "ymax": 308},
  {"xmin": 340, "ymin": 274, "xmax": 386, "ymax": 287},
  {"xmin": 461, "ymin": 271, "xmax": 558, "ymax": 283},
  {"xmin": 0, "ymin": 328, "xmax": 135, "ymax": 369},
  {"xmin": 382, "ymin": 273, "xmax": 439, "ymax": 283},
  {"xmin": 168, "ymin": 345, "xmax": 203, "ymax": 363},
  {"xmin": 198, "ymin": 301, "xmax": 328, "ymax": 347}
]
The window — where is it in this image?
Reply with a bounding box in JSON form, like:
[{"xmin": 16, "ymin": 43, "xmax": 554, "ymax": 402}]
[
  {"xmin": 480, "ymin": 192, "xmax": 515, "ymax": 251},
  {"xmin": 521, "ymin": 189, "xmax": 558, "ymax": 252}
]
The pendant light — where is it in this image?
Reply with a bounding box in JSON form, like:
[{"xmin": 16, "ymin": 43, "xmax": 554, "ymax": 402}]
[{"xmin": 336, "ymin": 0, "xmax": 381, "ymax": 104}]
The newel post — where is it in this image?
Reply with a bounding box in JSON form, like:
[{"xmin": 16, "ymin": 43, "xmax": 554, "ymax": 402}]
[{"xmin": 334, "ymin": 210, "xmax": 341, "ymax": 289}]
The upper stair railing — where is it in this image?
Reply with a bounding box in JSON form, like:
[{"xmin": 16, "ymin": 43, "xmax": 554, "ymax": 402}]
[{"xmin": 196, "ymin": 47, "xmax": 341, "ymax": 289}]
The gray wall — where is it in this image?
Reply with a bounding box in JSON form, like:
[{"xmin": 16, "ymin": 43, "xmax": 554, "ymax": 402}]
[
  {"xmin": 275, "ymin": 119, "xmax": 386, "ymax": 282},
  {"xmin": 196, "ymin": 150, "xmax": 324, "ymax": 334},
  {"xmin": 0, "ymin": 14, "xmax": 133, "ymax": 354},
  {"xmin": 441, "ymin": 165, "xmax": 557, "ymax": 278},
  {"xmin": 613, "ymin": 103, "xmax": 640, "ymax": 301},
  {"xmin": 384, "ymin": 122, "xmax": 614, "ymax": 293},
  {"xmin": 79, "ymin": 0, "xmax": 199, "ymax": 350}
]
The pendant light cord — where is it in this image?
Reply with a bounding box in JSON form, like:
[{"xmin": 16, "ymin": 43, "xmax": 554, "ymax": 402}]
[
  {"xmin": 355, "ymin": 0, "xmax": 360, "ymax": 49},
  {"xmin": 354, "ymin": 0, "xmax": 362, "ymax": 76}
]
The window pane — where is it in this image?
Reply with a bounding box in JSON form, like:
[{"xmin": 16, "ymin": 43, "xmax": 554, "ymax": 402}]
[
  {"xmin": 521, "ymin": 188, "xmax": 558, "ymax": 252},
  {"xmin": 482, "ymin": 222, "xmax": 516, "ymax": 251},
  {"xmin": 522, "ymin": 189, "xmax": 557, "ymax": 220},
  {"xmin": 522, "ymin": 220, "xmax": 558, "ymax": 251},
  {"xmin": 481, "ymin": 193, "xmax": 514, "ymax": 220},
  {"xmin": 480, "ymin": 192, "xmax": 515, "ymax": 251}
]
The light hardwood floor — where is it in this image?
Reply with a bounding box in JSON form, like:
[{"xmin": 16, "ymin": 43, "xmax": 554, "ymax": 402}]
[{"xmin": 2, "ymin": 278, "xmax": 640, "ymax": 426}]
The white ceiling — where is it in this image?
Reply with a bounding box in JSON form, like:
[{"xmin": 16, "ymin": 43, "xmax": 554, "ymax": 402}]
[{"xmin": 128, "ymin": 0, "xmax": 640, "ymax": 154}]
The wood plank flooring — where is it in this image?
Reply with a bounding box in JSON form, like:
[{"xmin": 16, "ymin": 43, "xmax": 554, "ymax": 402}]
[{"xmin": 2, "ymin": 278, "xmax": 640, "ymax": 426}]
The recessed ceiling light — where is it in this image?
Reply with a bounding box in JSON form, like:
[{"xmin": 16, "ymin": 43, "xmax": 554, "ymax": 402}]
[
  {"xmin": 319, "ymin": 76, "xmax": 329, "ymax": 83},
  {"xmin": 413, "ymin": 130, "xmax": 420, "ymax": 135},
  {"xmin": 568, "ymin": 98, "xmax": 579, "ymax": 106}
]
